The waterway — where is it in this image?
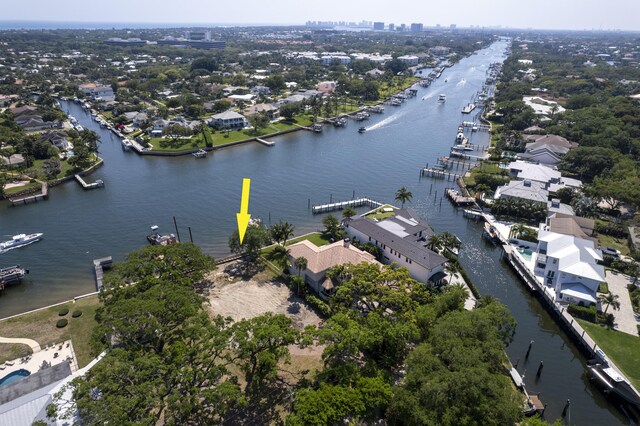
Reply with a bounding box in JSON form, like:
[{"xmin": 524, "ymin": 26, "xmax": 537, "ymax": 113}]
[{"xmin": 0, "ymin": 40, "xmax": 631, "ymax": 424}]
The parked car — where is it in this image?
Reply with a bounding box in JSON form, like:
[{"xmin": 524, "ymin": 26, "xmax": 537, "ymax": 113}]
[{"xmin": 601, "ymin": 247, "xmax": 621, "ymax": 258}]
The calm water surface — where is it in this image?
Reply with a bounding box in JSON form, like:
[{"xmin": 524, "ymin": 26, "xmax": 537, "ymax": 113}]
[{"xmin": 0, "ymin": 40, "xmax": 631, "ymax": 424}]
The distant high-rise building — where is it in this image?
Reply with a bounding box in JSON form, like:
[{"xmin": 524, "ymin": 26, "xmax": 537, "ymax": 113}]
[
  {"xmin": 410, "ymin": 23, "xmax": 423, "ymax": 32},
  {"xmin": 450, "ymin": 24, "xmax": 457, "ymax": 29},
  {"xmin": 373, "ymin": 22, "xmax": 384, "ymax": 31},
  {"xmin": 399, "ymin": 24, "xmax": 406, "ymax": 32},
  {"xmin": 388, "ymin": 23, "xmax": 395, "ymax": 31}
]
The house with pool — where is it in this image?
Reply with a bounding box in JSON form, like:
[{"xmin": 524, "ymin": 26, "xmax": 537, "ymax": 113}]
[{"xmin": 532, "ymin": 225, "xmax": 605, "ymax": 306}]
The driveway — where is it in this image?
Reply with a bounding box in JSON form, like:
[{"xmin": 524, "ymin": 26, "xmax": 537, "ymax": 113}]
[{"xmin": 605, "ymin": 271, "xmax": 639, "ymax": 336}]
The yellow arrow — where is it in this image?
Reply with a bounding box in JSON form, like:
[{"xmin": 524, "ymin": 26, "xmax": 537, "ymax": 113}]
[{"xmin": 236, "ymin": 178, "xmax": 252, "ymax": 244}]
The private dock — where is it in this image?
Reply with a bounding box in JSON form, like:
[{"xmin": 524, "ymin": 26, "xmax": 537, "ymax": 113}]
[
  {"xmin": 75, "ymin": 174, "xmax": 104, "ymax": 190},
  {"xmin": 256, "ymin": 138, "xmax": 275, "ymax": 147},
  {"xmin": 461, "ymin": 121, "xmax": 490, "ymax": 131},
  {"xmin": 420, "ymin": 167, "xmax": 461, "ymax": 180},
  {"xmin": 463, "ymin": 209, "xmax": 484, "ymax": 221},
  {"xmin": 445, "ymin": 188, "xmax": 476, "ymax": 206},
  {"xmin": 0, "ymin": 265, "xmax": 27, "ymax": 291},
  {"xmin": 93, "ymin": 256, "xmax": 112, "ymax": 292},
  {"xmin": 312, "ymin": 197, "xmax": 383, "ymax": 214},
  {"xmin": 9, "ymin": 183, "xmax": 48, "ymax": 206}
]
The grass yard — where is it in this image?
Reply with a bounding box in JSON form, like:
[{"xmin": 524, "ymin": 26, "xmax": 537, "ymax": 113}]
[
  {"xmin": 3, "ymin": 181, "xmax": 41, "ymax": 196},
  {"xmin": 364, "ymin": 204, "xmax": 398, "ymax": 220},
  {"xmin": 0, "ymin": 295, "xmax": 102, "ymax": 368},
  {"xmin": 577, "ymin": 319, "xmax": 640, "ymax": 390},
  {"xmin": 597, "ymin": 234, "xmax": 631, "ymax": 256},
  {"xmin": 148, "ymin": 135, "xmax": 207, "ymax": 152}
]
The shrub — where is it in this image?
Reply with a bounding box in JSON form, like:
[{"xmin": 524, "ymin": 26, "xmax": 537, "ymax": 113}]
[
  {"xmin": 594, "ymin": 223, "xmax": 628, "ymax": 238},
  {"xmin": 72, "ymin": 310, "xmax": 82, "ymax": 318},
  {"xmin": 567, "ymin": 304, "xmax": 597, "ymax": 323},
  {"xmin": 58, "ymin": 307, "xmax": 69, "ymax": 316},
  {"xmin": 306, "ymin": 295, "xmax": 332, "ymax": 317},
  {"xmin": 56, "ymin": 319, "xmax": 68, "ymax": 328}
]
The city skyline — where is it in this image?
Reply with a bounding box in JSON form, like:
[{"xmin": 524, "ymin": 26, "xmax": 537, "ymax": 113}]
[{"xmin": 2, "ymin": 0, "xmax": 640, "ymax": 32}]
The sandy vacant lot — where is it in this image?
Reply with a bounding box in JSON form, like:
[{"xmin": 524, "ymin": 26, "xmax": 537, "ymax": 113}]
[{"xmin": 205, "ymin": 264, "xmax": 322, "ymax": 330}]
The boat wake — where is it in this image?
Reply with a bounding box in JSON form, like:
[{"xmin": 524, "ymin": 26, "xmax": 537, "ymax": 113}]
[
  {"xmin": 421, "ymin": 92, "xmax": 437, "ymax": 101},
  {"xmin": 0, "ymin": 240, "xmax": 39, "ymax": 255},
  {"xmin": 365, "ymin": 111, "xmax": 406, "ymax": 131},
  {"xmin": 456, "ymin": 79, "xmax": 466, "ymax": 86}
]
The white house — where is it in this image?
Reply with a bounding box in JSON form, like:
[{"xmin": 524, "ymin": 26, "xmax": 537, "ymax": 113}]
[
  {"xmin": 397, "ymin": 55, "xmax": 420, "ymax": 66},
  {"xmin": 508, "ymin": 160, "xmax": 582, "ymax": 192},
  {"xmin": 287, "ymin": 239, "xmax": 379, "ymax": 299},
  {"xmin": 344, "ymin": 209, "xmax": 447, "ymax": 284},
  {"xmin": 208, "ymin": 110, "xmax": 247, "ymax": 129},
  {"xmin": 533, "ymin": 226, "xmax": 605, "ymax": 306},
  {"xmin": 517, "ymin": 134, "xmax": 579, "ymax": 166},
  {"xmin": 91, "ymin": 85, "xmax": 115, "ymax": 102}
]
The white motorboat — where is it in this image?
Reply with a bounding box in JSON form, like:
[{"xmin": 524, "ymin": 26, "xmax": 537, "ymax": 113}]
[
  {"xmin": 437, "ymin": 94, "xmax": 446, "ymax": 103},
  {"xmin": 0, "ymin": 233, "xmax": 43, "ymax": 252}
]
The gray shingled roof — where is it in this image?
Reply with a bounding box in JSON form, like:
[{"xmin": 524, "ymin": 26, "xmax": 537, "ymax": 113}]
[{"xmin": 345, "ymin": 214, "xmax": 446, "ymax": 271}]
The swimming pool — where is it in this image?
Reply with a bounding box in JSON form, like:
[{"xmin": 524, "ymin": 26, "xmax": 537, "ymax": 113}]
[
  {"xmin": 517, "ymin": 247, "xmax": 533, "ymax": 261},
  {"xmin": 0, "ymin": 369, "xmax": 30, "ymax": 388}
]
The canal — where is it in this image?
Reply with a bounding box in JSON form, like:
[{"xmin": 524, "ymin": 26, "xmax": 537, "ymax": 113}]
[{"xmin": 0, "ymin": 39, "xmax": 631, "ymax": 424}]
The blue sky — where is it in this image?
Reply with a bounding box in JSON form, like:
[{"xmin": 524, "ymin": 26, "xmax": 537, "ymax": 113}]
[{"xmin": 3, "ymin": 0, "xmax": 639, "ymax": 31}]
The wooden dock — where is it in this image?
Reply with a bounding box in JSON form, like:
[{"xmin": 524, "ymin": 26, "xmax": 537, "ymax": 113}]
[
  {"xmin": 93, "ymin": 257, "xmax": 112, "ymax": 292},
  {"xmin": 256, "ymin": 138, "xmax": 275, "ymax": 147},
  {"xmin": 0, "ymin": 265, "xmax": 27, "ymax": 291},
  {"xmin": 75, "ymin": 174, "xmax": 104, "ymax": 190},
  {"xmin": 312, "ymin": 197, "xmax": 383, "ymax": 214},
  {"xmin": 420, "ymin": 168, "xmax": 461, "ymax": 180},
  {"xmin": 9, "ymin": 183, "xmax": 48, "ymax": 206},
  {"xmin": 445, "ymin": 188, "xmax": 476, "ymax": 206}
]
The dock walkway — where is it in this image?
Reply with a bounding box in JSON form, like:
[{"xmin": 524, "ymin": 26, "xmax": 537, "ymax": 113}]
[
  {"xmin": 74, "ymin": 174, "xmax": 104, "ymax": 190},
  {"xmin": 445, "ymin": 188, "xmax": 476, "ymax": 206},
  {"xmin": 256, "ymin": 138, "xmax": 275, "ymax": 147},
  {"xmin": 421, "ymin": 168, "xmax": 462, "ymax": 180},
  {"xmin": 312, "ymin": 198, "xmax": 383, "ymax": 214},
  {"xmin": 93, "ymin": 257, "xmax": 112, "ymax": 292}
]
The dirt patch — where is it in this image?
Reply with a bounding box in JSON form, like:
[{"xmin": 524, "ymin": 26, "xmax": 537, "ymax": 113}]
[{"xmin": 204, "ymin": 263, "xmax": 323, "ymax": 330}]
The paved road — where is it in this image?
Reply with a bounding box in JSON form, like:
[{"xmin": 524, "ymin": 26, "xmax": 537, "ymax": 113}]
[{"xmin": 605, "ymin": 271, "xmax": 639, "ymax": 335}]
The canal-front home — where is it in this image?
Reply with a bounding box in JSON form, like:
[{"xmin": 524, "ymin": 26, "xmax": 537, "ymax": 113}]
[
  {"xmin": 343, "ymin": 209, "xmax": 447, "ymax": 284},
  {"xmin": 533, "ymin": 224, "xmax": 605, "ymax": 306},
  {"xmin": 208, "ymin": 110, "xmax": 247, "ymax": 129}
]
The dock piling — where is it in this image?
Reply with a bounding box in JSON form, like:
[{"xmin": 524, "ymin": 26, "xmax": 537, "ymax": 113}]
[
  {"xmin": 536, "ymin": 361, "xmax": 544, "ymax": 377},
  {"xmin": 526, "ymin": 340, "xmax": 534, "ymax": 359}
]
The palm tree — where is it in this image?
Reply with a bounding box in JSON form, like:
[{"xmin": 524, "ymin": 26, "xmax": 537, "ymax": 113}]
[
  {"xmin": 270, "ymin": 221, "xmax": 295, "ymax": 246},
  {"xmin": 395, "ymin": 186, "xmax": 413, "ymax": 208},
  {"xmin": 600, "ymin": 292, "xmax": 620, "ymax": 314},
  {"xmin": 427, "ymin": 234, "xmax": 442, "ymax": 252},
  {"xmin": 445, "ymin": 261, "xmax": 461, "ymax": 282},
  {"xmin": 293, "ymin": 256, "xmax": 308, "ymax": 295},
  {"xmin": 342, "ymin": 206, "xmax": 357, "ymax": 219}
]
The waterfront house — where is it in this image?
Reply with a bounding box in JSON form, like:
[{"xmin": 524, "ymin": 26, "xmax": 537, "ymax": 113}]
[
  {"xmin": 39, "ymin": 131, "xmax": 73, "ymax": 152},
  {"xmin": 546, "ymin": 213, "xmax": 597, "ymax": 243},
  {"xmin": 243, "ymin": 103, "xmax": 279, "ymax": 121},
  {"xmin": 494, "ymin": 179, "xmax": 549, "ymax": 205},
  {"xmin": 343, "ymin": 209, "xmax": 447, "ymax": 284},
  {"xmin": 508, "ymin": 160, "xmax": 582, "ymax": 192},
  {"xmin": 533, "ymin": 226, "xmax": 605, "ymax": 306},
  {"xmin": 150, "ymin": 119, "xmax": 168, "ymax": 136},
  {"xmin": 91, "ymin": 85, "xmax": 115, "ymax": 102},
  {"xmin": 397, "ymin": 55, "xmax": 420, "ymax": 66},
  {"xmin": 287, "ymin": 239, "xmax": 379, "ymax": 299},
  {"xmin": 208, "ymin": 110, "xmax": 247, "ymax": 129},
  {"xmin": 517, "ymin": 134, "xmax": 578, "ymax": 166}
]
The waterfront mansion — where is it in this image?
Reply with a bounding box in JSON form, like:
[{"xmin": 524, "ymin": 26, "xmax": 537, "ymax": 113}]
[{"xmin": 344, "ymin": 209, "xmax": 447, "ymax": 284}]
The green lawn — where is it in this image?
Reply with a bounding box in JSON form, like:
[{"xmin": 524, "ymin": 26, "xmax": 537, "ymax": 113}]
[
  {"xmin": 597, "ymin": 234, "xmax": 631, "ymax": 256},
  {"xmin": 577, "ymin": 319, "xmax": 640, "ymax": 390},
  {"xmin": 364, "ymin": 205, "xmax": 398, "ymax": 220},
  {"xmin": 0, "ymin": 295, "xmax": 102, "ymax": 368},
  {"xmin": 209, "ymin": 115, "xmax": 315, "ymax": 147},
  {"xmin": 4, "ymin": 181, "xmax": 41, "ymax": 196},
  {"xmin": 148, "ymin": 135, "xmax": 207, "ymax": 152}
]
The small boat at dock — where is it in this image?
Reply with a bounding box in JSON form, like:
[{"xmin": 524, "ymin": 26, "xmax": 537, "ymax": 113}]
[
  {"xmin": 462, "ymin": 103, "xmax": 476, "ymax": 114},
  {"xmin": 483, "ymin": 222, "xmax": 500, "ymax": 243},
  {"xmin": 193, "ymin": 149, "xmax": 207, "ymax": 158},
  {"xmin": 588, "ymin": 363, "xmax": 640, "ymax": 409},
  {"xmin": 147, "ymin": 226, "xmax": 177, "ymax": 246},
  {"xmin": 121, "ymin": 138, "xmax": 132, "ymax": 151},
  {"xmin": 0, "ymin": 233, "xmax": 43, "ymax": 253},
  {"xmin": 310, "ymin": 124, "xmax": 323, "ymax": 133}
]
